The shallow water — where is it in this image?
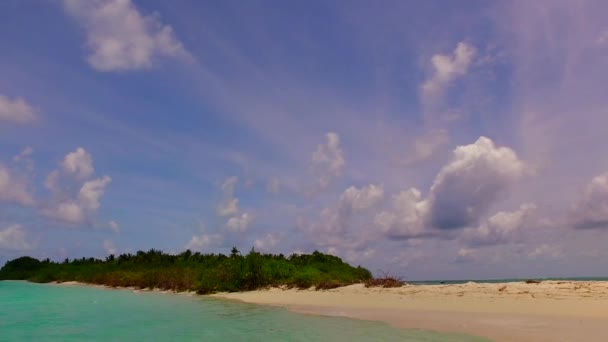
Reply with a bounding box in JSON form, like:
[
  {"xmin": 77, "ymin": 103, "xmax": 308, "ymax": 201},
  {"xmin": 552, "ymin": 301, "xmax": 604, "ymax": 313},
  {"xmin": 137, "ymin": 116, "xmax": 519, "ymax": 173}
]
[{"xmin": 0, "ymin": 281, "xmax": 488, "ymax": 341}]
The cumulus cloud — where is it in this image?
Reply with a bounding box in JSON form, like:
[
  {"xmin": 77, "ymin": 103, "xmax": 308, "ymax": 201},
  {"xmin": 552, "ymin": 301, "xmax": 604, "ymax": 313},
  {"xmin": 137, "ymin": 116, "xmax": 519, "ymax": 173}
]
[
  {"xmin": 299, "ymin": 184, "xmax": 383, "ymax": 255},
  {"xmin": 62, "ymin": 147, "xmax": 94, "ymax": 180},
  {"xmin": 0, "ymin": 94, "xmax": 37, "ymax": 124},
  {"xmin": 571, "ymin": 172, "xmax": 608, "ymax": 229},
  {"xmin": 63, "ymin": 0, "xmax": 190, "ymax": 71},
  {"xmin": 375, "ymin": 188, "xmax": 429, "ymax": 239},
  {"xmin": 226, "ymin": 213, "xmax": 253, "ymax": 233},
  {"xmin": 311, "ymin": 132, "xmax": 345, "ymax": 189},
  {"xmin": 217, "ymin": 176, "xmax": 239, "ymax": 217},
  {"xmin": 42, "ymin": 148, "xmax": 111, "ymax": 224},
  {"xmin": 185, "ymin": 233, "xmax": 223, "ymax": 251},
  {"xmin": 421, "ymin": 42, "xmax": 476, "ymax": 103},
  {"xmin": 0, "ymin": 225, "xmax": 33, "ymax": 251},
  {"xmin": 103, "ymin": 239, "xmax": 117, "ymax": 255},
  {"xmin": 462, "ymin": 203, "xmax": 537, "ymax": 246},
  {"xmin": 427, "ymin": 136, "xmax": 526, "ymax": 230},
  {"xmin": 0, "ymin": 163, "xmax": 34, "ymax": 206},
  {"xmin": 376, "ymin": 136, "xmax": 526, "ymax": 238},
  {"xmin": 339, "ymin": 184, "xmax": 384, "ymax": 212},
  {"xmin": 253, "ymin": 233, "xmax": 279, "ymax": 251},
  {"xmin": 109, "ymin": 220, "xmax": 120, "ymax": 233}
]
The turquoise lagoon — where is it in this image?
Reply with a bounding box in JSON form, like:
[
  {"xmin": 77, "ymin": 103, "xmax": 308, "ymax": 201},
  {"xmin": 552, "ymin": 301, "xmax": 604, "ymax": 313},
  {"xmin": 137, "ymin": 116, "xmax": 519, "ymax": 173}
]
[{"xmin": 0, "ymin": 281, "xmax": 488, "ymax": 341}]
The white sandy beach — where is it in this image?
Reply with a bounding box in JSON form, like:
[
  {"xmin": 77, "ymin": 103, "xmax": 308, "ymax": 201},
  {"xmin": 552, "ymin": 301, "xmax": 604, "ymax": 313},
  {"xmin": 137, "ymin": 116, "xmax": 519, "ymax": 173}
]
[{"xmin": 213, "ymin": 281, "xmax": 608, "ymax": 342}]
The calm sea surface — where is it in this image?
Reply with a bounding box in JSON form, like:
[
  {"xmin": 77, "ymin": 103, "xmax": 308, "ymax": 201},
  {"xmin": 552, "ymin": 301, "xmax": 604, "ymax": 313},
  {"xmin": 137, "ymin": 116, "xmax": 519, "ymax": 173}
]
[{"xmin": 0, "ymin": 281, "xmax": 488, "ymax": 341}]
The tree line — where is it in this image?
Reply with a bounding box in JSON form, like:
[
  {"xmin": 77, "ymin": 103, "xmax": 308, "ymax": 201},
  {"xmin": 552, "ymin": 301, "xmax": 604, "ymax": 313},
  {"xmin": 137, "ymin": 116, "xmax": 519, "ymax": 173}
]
[{"xmin": 0, "ymin": 248, "xmax": 372, "ymax": 294}]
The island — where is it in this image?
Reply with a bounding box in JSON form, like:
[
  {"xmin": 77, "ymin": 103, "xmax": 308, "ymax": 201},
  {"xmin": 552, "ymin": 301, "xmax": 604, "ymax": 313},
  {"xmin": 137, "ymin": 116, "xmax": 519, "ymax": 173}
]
[{"xmin": 0, "ymin": 248, "xmax": 373, "ymax": 294}]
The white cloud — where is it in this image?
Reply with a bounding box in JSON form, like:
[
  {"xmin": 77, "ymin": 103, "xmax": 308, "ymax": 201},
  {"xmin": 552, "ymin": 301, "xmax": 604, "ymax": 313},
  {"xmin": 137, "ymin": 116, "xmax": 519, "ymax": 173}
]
[
  {"xmin": 311, "ymin": 132, "xmax": 345, "ymax": 189},
  {"xmin": 0, "ymin": 94, "xmax": 37, "ymax": 124},
  {"xmin": 0, "ymin": 163, "xmax": 34, "ymax": 206},
  {"xmin": 63, "ymin": 0, "xmax": 190, "ymax": 71},
  {"xmin": 79, "ymin": 176, "xmax": 112, "ymax": 211},
  {"xmin": 375, "ymin": 136, "xmax": 526, "ymax": 239},
  {"xmin": 462, "ymin": 203, "xmax": 537, "ymax": 246},
  {"xmin": 62, "ymin": 147, "xmax": 94, "ymax": 180},
  {"xmin": 103, "ymin": 239, "xmax": 117, "ymax": 255},
  {"xmin": 427, "ymin": 136, "xmax": 526, "ymax": 229},
  {"xmin": 226, "ymin": 212, "xmax": 253, "ymax": 233},
  {"xmin": 44, "ymin": 202, "xmax": 86, "ymax": 224},
  {"xmin": 339, "ymin": 184, "xmax": 384, "ymax": 212},
  {"xmin": 375, "ymin": 188, "xmax": 429, "ymax": 239},
  {"xmin": 266, "ymin": 178, "xmax": 281, "ymax": 195},
  {"xmin": 299, "ymin": 184, "xmax": 383, "ymax": 255},
  {"xmin": 253, "ymin": 233, "xmax": 279, "ymax": 251},
  {"xmin": 217, "ymin": 198, "xmax": 239, "ymax": 217},
  {"xmin": 571, "ymin": 172, "xmax": 608, "ymax": 229},
  {"xmin": 0, "ymin": 225, "xmax": 33, "ymax": 251},
  {"xmin": 185, "ymin": 233, "xmax": 223, "ymax": 251},
  {"xmin": 421, "ymin": 42, "xmax": 476, "ymax": 102},
  {"xmin": 217, "ymin": 176, "xmax": 239, "ymax": 217},
  {"xmin": 42, "ymin": 149, "xmax": 111, "ymax": 224},
  {"xmin": 109, "ymin": 220, "xmax": 120, "ymax": 233}
]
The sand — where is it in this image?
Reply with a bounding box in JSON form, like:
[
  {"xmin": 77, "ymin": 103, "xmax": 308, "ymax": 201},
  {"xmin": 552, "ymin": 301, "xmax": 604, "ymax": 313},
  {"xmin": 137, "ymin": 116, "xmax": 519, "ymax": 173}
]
[{"xmin": 213, "ymin": 281, "xmax": 608, "ymax": 342}]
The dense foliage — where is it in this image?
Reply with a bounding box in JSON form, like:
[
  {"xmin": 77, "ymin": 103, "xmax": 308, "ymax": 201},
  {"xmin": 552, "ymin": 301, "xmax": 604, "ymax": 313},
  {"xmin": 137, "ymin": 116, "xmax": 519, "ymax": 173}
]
[{"xmin": 0, "ymin": 248, "xmax": 372, "ymax": 294}]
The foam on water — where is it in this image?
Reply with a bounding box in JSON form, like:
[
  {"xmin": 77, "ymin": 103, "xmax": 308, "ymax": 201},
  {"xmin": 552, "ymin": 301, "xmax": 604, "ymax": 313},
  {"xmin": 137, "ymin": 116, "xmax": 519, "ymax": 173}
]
[{"xmin": 0, "ymin": 281, "xmax": 488, "ymax": 341}]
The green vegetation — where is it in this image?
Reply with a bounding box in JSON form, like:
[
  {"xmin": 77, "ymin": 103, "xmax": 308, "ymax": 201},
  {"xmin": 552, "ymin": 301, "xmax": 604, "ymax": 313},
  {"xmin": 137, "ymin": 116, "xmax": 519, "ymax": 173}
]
[{"xmin": 0, "ymin": 248, "xmax": 372, "ymax": 294}]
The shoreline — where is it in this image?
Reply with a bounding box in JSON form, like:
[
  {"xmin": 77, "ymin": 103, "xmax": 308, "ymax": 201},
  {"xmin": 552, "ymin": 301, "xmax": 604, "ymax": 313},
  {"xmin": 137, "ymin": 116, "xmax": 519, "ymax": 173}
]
[
  {"xmin": 34, "ymin": 280, "xmax": 608, "ymax": 341},
  {"xmin": 212, "ymin": 281, "xmax": 608, "ymax": 342}
]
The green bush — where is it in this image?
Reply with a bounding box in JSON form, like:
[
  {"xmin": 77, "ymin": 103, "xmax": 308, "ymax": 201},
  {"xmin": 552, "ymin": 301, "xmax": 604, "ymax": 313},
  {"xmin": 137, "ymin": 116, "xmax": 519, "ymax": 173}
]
[{"xmin": 0, "ymin": 249, "xmax": 372, "ymax": 294}]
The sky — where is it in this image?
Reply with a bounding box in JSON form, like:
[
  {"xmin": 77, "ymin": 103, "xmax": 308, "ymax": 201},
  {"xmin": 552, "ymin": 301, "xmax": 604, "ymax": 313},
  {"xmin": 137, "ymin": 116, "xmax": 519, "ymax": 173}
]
[{"xmin": 1, "ymin": 0, "xmax": 608, "ymax": 280}]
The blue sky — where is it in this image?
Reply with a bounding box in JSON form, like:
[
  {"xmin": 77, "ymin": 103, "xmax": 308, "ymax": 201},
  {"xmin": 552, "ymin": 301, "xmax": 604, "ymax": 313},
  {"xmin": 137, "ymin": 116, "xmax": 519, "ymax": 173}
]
[{"xmin": 1, "ymin": 0, "xmax": 608, "ymax": 280}]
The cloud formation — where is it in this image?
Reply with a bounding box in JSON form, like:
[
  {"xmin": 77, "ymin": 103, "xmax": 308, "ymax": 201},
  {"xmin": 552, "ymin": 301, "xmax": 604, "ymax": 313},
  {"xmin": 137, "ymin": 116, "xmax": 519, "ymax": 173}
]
[
  {"xmin": 63, "ymin": 0, "xmax": 189, "ymax": 71},
  {"xmin": 62, "ymin": 147, "xmax": 94, "ymax": 180},
  {"xmin": 0, "ymin": 94, "xmax": 37, "ymax": 124},
  {"xmin": 253, "ymin": 233, "xmax": 279, "ymax": 251},
  {"xmin": 0, "ymin": 225, "xmax": 33, "ymax": 251},
  {"xmin": 42, "ymin": 148, "xmax": 111, "ymax": 224},
  {"xmin": 376, "ymin": 136, "xmax": 526, "ymax": 238},
  {"xmin": 311, "ymin": 132, "xmax": 345, "ymax": 189},
  {"xmin": 185, "ymin": 233, "xmax": 222, "ymax": 251},
  {"xmin": 572, "ymin": 172, "xmax": 608, "ymax": 229},
  {"xmin": 217, "ymin": 176, "xmax": 239, "ymax": 217},
  {"xmin": 421, "ymin": 42, "xmax": 476, "ymax": 104},
  {"xmin": 103, "ymin": 239, "xmax": 117, "ymax": 255},
  {"xmin": 226, "ymin": 213, "xmax": 252, "ymax": 233},
  {"xmin": 299, "ymin": 184, "xmax": 383, "ymax": 254},
  {"xmin": 0, "ymin": 163, "xmax": 34, "ymax": 206},
  {"xmin": 462, "ymin": 203, "xmax": 537, "ymax": 246},
  {"xmin": 427, "ymin": 136, "xmax": 526, "ymax": 230},
  {"xmin": 375, "ymin": 188, "xmax": 429, "ymax": 239}
]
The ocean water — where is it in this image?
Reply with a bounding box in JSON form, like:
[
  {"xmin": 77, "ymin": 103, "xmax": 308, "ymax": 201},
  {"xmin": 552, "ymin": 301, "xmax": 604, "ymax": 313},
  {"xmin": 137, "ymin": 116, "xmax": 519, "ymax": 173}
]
[
  {"xmin": 0, "ymin": 281, "xmax": 487, "ymax": 341},
  {"xmin": 409, "ymin": 277, "xmax": 608, "ymax": 285}
]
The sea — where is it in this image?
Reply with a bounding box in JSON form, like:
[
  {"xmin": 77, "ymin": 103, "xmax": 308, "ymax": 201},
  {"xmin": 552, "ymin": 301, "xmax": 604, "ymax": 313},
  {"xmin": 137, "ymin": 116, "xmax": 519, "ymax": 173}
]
[
  {"xmin": 408, "ymin": 277, "xmax": 608, "ymax": 285},
  {"xmin": 0, "ymin": 281, "xmax": 488, "ymax": 341}
]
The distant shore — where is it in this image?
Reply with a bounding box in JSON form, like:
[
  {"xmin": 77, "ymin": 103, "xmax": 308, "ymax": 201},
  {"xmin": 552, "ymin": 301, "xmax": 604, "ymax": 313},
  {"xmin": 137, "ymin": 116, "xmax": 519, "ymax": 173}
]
[{"xmin": 213, "ymin": 280, "xmax": 608, "ymax": 342}]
